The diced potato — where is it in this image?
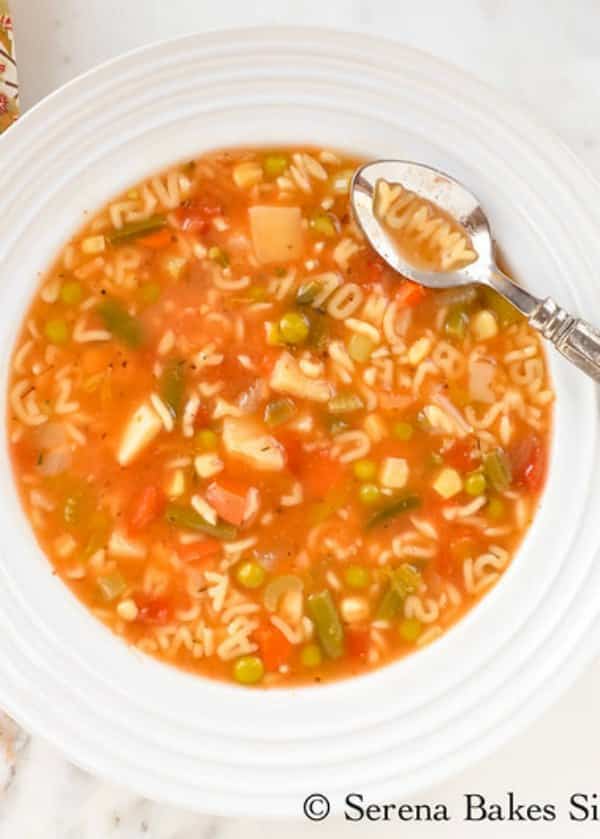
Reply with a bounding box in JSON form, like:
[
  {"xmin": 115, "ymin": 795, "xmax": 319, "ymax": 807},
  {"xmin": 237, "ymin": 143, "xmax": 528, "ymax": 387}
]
[
  {"xmin": 380, "ymin": 457, "xmax": 409, "ymax": 489},
  {"xmin": 270, "ymin": 351, "xmax": 333, "ymax": 403},
  {"xmin": 432, "ymin": 467, "xmax": 463, "ymax": 499},
  {"xmin": 471, "ymin": 309, "xmax": 498, "ymax": 341},
  {"xmin": 117, "ymin": 402, "xmax": 162, "ymax": 466},
  {"xmin": 249, "ymin": 206, "xmax": 303, "ymax": 264},
  {"xmin": 108, "ymin": 530, "xmax": 147, "ymax": 559},
  {"xmin": 222, "ymin": 416, "xmax": 285, "ymax": 472},
  {"xmin": 233, "ymin": 161, "xmax": 263, "ymax": 189},
  {"xmin": 194, "ymin": 453, "xmax": 224, "ymax": 479}
]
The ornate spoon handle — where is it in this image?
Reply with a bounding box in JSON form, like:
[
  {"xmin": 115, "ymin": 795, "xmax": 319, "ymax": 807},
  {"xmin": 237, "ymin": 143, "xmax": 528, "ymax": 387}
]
[
  {"xmin": 487, "ymin": 268, "xmax": 600, "ymax": 384},
  {"xmin": 529, "ymin": 298, "xmax": 600, "ymax": 383}
]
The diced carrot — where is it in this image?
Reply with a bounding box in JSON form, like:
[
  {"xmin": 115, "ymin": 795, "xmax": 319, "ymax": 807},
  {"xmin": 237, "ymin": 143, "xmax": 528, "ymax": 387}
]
[
  {"xmin": 206, "ymin": 479, "xmax": 252, "ymax": 527},
  {"xmin": 396, "ymin": 281, "xmax": 427, "ymax": 307},
  {"xmin": 347, "ymin": 628, "xmax": 370, "ymax": 659},
  {"xmin": 133, "ymin": 593, "xmax": 171, "ymax": 625},
  {"xmin": 138, "ymin": 228, "xmax": 173, "ymax": 250},
  {"xmin": 301, "ymin": 450, "xmax": 345, "ymax": 498},
  {"xmin": 255, "ymin": 623, "xmax": 293, "ymax": 671},
  {"xmin": 177, "ymin": 539, "xmax": 221, "ymax": 563},
  {"xmin": 128, "ymin": 485, "xmax": 166, "ymax": 532},
  {"xmin": 82, "ymin": 345, "xmax": 113, "ymax": 374}
]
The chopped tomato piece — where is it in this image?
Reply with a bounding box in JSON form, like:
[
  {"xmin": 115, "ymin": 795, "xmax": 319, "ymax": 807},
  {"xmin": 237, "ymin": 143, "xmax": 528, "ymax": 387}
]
[
  {"xmin": 138, "ymin": 228, "xmax": 173, "ymax": 250},
  {"xmin": 128, "ymin": 485, "xmax": 166, "ymax": 532},
  {"xmin": 396, "ymin": 281, "xmax": 427, "ymax": 307},
  {"xmin": 174, "ymin": 200, "xmax": 223, "ymax": 233},
  {"xmin": 177, "ymin": 539, "xmax": 221, "ymax": 563},
  {"xmin": 346, "ymin": 628, "xmax": 370, "ymax": 659},
  {"xmin": 255, "ymin": 623, "xmax": 293, "ymax": 671},
  {"xmin": 134, "ymin": 594, "xmax": 171, "ymax": 625},
  {"xmin": 443, "ymin": 437, "xmax": 479, "ymax": 472},
  {"xmin": 509, "ymin": 434, "xmax": 546, "ymax": 491},
  {"xmin": 206, "ymin": 478, "xmax": 254, "ymax": 527},
  {"xmin": 276, "ymin": 432, "xmax": 304, "ymax": 474}
]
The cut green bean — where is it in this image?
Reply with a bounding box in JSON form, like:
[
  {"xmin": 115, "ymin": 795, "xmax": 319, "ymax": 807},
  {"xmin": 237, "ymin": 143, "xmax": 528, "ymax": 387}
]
[
  {"xmin": 160, "ymin": 359, "xmax": 185, "ymax": 417},
  {"xmin": 97, "ymin": 298, "xmax": 143, "ymax": 348},
  {"xmin": 264, "ymin": 397, "xmax": 296, "ymax": 427},
  {"xmin": 483, "ymin": 448, "xmax": 512, "ymax": 491},
  {"xmin": 296, "ymin": 280, "xmax": 322, "ymax": 305},
  {"xmin": 328, "ymin": 392, "xmax": 364, "ymax": 414},
  {"xmin": 107, "ymin": 214, "xmax": 166, "ymax": 245},
  {"xmin": 165, "ymin": 503, "xmax": 237, "ymax": 540},
  {"xmin": 307, "ymin": 590, "xmax": 345, "ymax": 659},
  {"xmin": 366, "ymin": 493, "xmax": 422, "ymax": 529}
]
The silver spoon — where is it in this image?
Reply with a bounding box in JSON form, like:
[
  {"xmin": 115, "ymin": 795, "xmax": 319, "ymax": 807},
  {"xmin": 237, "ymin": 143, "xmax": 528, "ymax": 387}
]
[{"xmin": 351, "ymin": 160, "xmax": 600, "ymax": 383}]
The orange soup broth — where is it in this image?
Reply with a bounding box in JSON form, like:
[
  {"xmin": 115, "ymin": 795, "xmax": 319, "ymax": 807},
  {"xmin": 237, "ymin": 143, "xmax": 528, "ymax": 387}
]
[{"xmin": 8, "ymin": 146, "xmax": 552, "ymax": 687}]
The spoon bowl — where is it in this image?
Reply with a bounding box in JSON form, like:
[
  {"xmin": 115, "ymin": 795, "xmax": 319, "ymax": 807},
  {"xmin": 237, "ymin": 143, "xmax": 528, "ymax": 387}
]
[{"xmin": 351, "ymin": 159, "xmax": 600, "ymax": 383}]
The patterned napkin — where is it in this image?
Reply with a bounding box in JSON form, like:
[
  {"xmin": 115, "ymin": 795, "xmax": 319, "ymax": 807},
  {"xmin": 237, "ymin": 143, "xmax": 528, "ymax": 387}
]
[{"xmin": 0, "ymin": 0, "xmax": 18, "ymax": 133}]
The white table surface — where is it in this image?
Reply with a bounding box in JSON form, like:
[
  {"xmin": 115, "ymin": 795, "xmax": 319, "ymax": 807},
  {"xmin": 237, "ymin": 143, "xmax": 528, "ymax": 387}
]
[{"xmin": 3, "ymin": 1, "xmax": 600, "ymax": 836}]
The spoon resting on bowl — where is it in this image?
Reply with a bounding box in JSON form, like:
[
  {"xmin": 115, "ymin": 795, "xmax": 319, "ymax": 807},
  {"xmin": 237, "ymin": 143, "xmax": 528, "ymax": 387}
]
[{"xmin": 351, "ymin": 160, "xmax": 600, "ymax": 383}]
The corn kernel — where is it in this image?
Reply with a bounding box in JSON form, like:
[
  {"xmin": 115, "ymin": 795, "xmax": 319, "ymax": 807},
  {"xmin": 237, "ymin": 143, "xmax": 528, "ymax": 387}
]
[
  {"xmin": 471, "ymin": 309, "xmax": 498, "ymax": 341},
  {"xmin": 117, "ymin": 599, "xmax": 138, "ymax": 621},
  {"xmin": 432, "ymin": 467, "xmax": 463, "ymax": 499},
  {"xmin": 81, "ymin": 235, "xmax": 106, "ymax": 255},
  {"xmin": 232, "ymin": 161, "xmax": 263, "ymax": 189}
]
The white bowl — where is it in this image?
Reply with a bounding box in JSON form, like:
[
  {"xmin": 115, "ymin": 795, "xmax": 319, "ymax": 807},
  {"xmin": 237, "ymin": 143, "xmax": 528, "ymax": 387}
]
[{"xmin": 1, "ymin": 27, "xmax": 600, "ymax": 818}]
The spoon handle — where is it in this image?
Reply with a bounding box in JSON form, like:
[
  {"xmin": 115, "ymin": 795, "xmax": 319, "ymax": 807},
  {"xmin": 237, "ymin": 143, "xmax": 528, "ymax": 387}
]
[
  {"xmin": 529, "ymin": 298, "xmax": 600, "ymax": 383},
  {"xmin": 488, "ymin": 269, "xmax": 600, "ymax": 383}
]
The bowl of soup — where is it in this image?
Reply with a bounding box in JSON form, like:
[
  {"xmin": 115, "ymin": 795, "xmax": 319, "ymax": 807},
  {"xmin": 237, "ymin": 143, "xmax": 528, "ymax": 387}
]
[{"xmin": 0, "ymin": 27, "xmax": 599, "ymax": 816}]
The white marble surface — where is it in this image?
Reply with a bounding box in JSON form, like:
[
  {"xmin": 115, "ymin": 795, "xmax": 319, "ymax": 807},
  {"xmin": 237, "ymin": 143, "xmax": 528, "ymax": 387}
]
[{"xmin": 3, "ymin": 0, "xmax": 600, "ymax": 835}]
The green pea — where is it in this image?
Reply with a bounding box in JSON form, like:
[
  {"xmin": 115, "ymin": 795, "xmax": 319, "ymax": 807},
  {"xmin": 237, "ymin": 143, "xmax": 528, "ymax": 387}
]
[
  {"xmin": 344, "ymin": 565, "xmax": 371, "ymax": 589},
  {"xmin": 60, "ymin": 281, "xmax": 83, "ymax": 305},
  {"xmin": 487, "ymin": 497, "xmax": 505, "ymax": 519},
  {"xmin": 444, "ymin": 306, "xmax": 469, "ymax": 340},
  {"xmin": 393, "ymin": 421, "xmax": 414, "ymax": 441},
  {"xmin": 263, "ymin": 154, "xmax": 288, "ymax": 179},
  {"xmin": 235, "ymin": 560, "xmax": 266, "ymax": 590},
  {"xmin": 398, "ymin": 618, "xmax": 422, "ymax": 642},
  {"xmin": 309, "ymin": 212, "xmax": 336, "ymax": 238},
  {"xmin": 464, "ymin": 471, "xmax": 487, "ymax": 496},
  {"xmin": 353, "ymin": 459, "xmax": 377, "ymax": 482},
  {"xmin": 359, "ymin": 483, "xmax": 380, "ymax": 505},
  {"xmin": 44, "ymin": 318, "xmax": 69, "ymax": 345},
  {"xmin": 300, "ymin": 643, "xmax": 323, "ymax": 668},
  {"xmin": 139, "ymin": 282, "xmax": 161, "ymax": 305},
  {"xmin": 279, "ymin": 311, "xmax": 310, "ymax": 344},
  {"xmin": 195, "ymin": 429, "xmax": 218, "ymax": 451},
  {"xmin": 233, "ymin": 655, "xmax": 264, "ymax": 685}
]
